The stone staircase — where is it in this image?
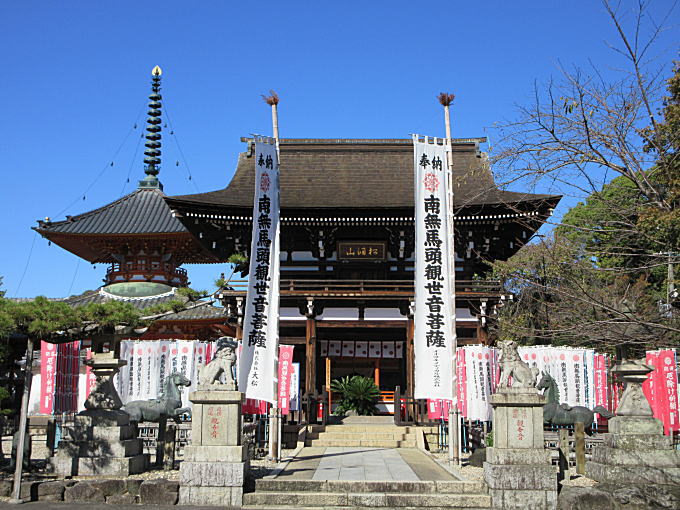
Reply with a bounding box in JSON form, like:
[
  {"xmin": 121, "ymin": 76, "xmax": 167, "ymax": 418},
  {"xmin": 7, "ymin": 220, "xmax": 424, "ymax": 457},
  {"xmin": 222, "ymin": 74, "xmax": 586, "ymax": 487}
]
[
  {"xmin": 305, "ymin": 417, "xmax": 423, "ymax": 448},
  {"xmin": 243, "ymin": 479, "xmax": 491, "ymax": 509},
  {"xmin": 305, "ymin": 424, "xmax": 418, "ymax": 448}
]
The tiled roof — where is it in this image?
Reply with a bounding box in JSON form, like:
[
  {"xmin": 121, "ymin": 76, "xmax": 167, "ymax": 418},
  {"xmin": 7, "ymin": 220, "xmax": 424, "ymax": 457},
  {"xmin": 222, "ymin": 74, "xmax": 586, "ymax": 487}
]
[
  {"xmin": 35, "ymin": 188, "xmax": 186, "ymax": 235},
  {"xmin": 43, "ymin": 289, "xmax": 226, "ymax": 319},
  {"xmin": 167, "ymin": 138, "xmax": 560, "ymax": 211},
  {"xmin": 61, "ymin": 288, "xmax": 184, "ymax": 310},
  {"xmin": 155, "ymin": 301, "xmax": 227, "ymax": 321}
]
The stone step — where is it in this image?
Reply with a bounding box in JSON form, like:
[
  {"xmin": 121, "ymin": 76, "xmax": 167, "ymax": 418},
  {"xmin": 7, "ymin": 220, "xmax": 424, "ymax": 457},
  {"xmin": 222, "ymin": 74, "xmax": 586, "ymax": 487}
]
[
  {"xmin": 321, "ymin": 425, "xmax": 412, "ymax": 433},
  {"xmin": 255, "ymin": 479, "xmax": 488, "ymax": 494},
  {"xmin": 309, "ymin": 432, "xmax": 416, "ymax": 441},
  {"xmin": 305, "ymin": 439, "xmax": 417, "ymax": 448},
  {"xmin": 243, "ymin": 491, "xmax": 491, "ymax": 508},
  {"xmin": 244, "ymin": 507, "xmax": 490, "ymax": 510}
]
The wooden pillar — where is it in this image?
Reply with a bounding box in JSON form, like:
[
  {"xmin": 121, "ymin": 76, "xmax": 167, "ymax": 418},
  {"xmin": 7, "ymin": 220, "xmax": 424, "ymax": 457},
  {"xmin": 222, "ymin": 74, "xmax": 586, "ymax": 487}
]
[
  {"xmin": 305, "ymin": 317, "xmax": 317, "ymax": 396},
  {"xmin": 406, "ymin": 318, "xmax": 414, "ymax": 396},
  {"xmin": 477, "ymin": 323, "xmax": 489, "ymax": 345},
  {"xmin": 574, "ymin": 422, "xmax": 586, "ymax": 475},
  {"xmin": 374, "ymin": 359, "xmax": 380, "ymax": 388},
  {"xmin": 325, "ymin": 357, "xmax": 331, "ymax": 411}
]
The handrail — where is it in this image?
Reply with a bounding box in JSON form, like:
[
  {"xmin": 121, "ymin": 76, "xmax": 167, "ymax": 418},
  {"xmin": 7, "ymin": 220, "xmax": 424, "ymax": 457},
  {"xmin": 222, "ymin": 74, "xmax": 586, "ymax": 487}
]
[{"xmin": 220, "ymin": 279, "xmax": 501, "ymax": 296}]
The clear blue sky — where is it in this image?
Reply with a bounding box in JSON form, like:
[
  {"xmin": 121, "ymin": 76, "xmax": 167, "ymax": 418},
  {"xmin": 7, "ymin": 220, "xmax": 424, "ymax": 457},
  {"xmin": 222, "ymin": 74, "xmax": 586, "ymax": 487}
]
[{"xmin": 1, "ymin": 1, "xmax": 677, "ymax": 298}]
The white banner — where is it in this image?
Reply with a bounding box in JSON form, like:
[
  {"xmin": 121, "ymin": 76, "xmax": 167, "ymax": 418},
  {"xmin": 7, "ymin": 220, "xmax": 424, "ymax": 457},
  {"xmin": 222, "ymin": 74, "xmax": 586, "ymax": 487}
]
[
  {"xmin": 413, "ymin": 135, "xmax": 454, "ymax": 400},
  {"xmin": 464, "ymin": 345, "xmax": 496, "ymax": 421},
  {"xmin": 517, "ymin": 346, "xmax": 594, "ymax": 407},
  {"xmin": 239, "ymin": 136, "xmax": 281, "ymax": 403},
  {"xmin": 116, "ymin": 339, "xmax": 213, "ymax": 408}
]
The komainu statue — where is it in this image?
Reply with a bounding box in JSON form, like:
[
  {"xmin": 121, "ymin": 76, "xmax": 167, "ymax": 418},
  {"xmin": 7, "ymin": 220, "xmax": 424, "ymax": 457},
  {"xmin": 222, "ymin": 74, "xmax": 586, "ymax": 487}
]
[
  {"xmin": 497, "ymin": 339, "xmax": 539, "ymax": 389},
  {"xmin": 198, "ymin": 337, "xmax": 237, "ymax": 390}
]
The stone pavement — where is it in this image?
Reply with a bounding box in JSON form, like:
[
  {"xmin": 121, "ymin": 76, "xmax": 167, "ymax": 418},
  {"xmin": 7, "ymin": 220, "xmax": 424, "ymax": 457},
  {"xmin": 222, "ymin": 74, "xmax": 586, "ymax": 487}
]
[
  {"xmin": 276, "ymin": 446, "xmax": 456, "ymax": 481},
  {"xmin": 0, "ymin": 504, "xmax": 227, "ymax": 510}
]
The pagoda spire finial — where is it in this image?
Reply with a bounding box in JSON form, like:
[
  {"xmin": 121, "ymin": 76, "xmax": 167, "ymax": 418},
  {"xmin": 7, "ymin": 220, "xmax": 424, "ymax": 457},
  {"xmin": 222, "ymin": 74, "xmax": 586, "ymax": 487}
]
[{"xmin": 139, "ymin": 65, "xmax": 163, "ymax": 190}]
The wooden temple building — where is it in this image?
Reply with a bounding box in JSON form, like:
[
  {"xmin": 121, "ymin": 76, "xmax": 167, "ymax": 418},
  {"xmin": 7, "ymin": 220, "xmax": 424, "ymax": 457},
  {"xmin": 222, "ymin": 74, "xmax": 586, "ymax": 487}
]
[{"xmin": 165, "ymin": 138, "xmax": 561, "ymax": 402}]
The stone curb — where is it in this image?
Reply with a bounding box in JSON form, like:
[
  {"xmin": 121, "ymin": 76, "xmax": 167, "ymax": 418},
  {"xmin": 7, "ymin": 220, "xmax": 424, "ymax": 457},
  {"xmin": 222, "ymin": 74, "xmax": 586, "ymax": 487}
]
[
  {"xmin": 265, "ymin": 441, "xmax": 306, "ymax": 479},
  {"xmin": 4, "ymin": 478, "xmax": 179, "ymax": 505}
]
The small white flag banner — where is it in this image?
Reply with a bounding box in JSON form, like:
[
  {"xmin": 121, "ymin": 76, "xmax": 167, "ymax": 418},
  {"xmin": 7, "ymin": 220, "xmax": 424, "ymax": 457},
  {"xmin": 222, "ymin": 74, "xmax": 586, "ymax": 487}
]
[
  {"xmin": 413, "ymin": 135, "xmax": 454, "ymax": 400},
  {"xmin": 341, "ymin": 341, "xmax": 355, "ymax": 357},
  {"xmin": 369, "ymin": 341, "xmax": 382, "ymax": 358},
  {"xmin": 329, "ymin": 341, "xmax": 342, "ymax": 357},
  {"xmin": 355, "ymin": 341, "xmax": 368, "ymax": 357},
  {"xmin": 382, "ymin": 341, "xmax": 396, "ymax": 358},
  {"xmin": 395, "ymin": 342, "xmax": 404, "ymax": 359},
  {"xmin": 239, "ymin": 136, "xmax": 281, "ymax": 403},
  {"xmin": 319, "ymin": 340, "xmax": 328, "ymax": 357}
]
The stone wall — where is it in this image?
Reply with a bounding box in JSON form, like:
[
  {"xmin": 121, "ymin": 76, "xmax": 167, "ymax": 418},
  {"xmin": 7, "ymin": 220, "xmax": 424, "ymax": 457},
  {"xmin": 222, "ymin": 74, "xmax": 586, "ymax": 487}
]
[{"xmin": 0, "ymin": 478, "xmax": 179, "ymax": 505}]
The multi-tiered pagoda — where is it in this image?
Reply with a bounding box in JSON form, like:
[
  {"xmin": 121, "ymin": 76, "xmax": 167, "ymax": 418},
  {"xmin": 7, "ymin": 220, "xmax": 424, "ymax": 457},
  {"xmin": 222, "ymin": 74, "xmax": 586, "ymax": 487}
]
[{"xmin": 34, "ymin": 67, "xmax": 226, "ymax": 339}]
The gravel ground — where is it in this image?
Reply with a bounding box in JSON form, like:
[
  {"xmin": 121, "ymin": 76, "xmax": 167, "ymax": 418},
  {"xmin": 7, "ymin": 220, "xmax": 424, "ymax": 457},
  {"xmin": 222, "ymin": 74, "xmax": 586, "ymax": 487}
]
[
  {"xmin": 561, "ymin": 473, "xmax": 599, "ymax": 487},
  {"xmin": 429, "ymin": 451, "xmax": 484, "ymax": 480}
]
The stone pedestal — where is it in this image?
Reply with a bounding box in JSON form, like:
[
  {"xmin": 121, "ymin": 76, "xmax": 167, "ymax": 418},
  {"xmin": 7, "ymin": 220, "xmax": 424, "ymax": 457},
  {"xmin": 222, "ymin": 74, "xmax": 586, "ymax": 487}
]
[
  {"xmin": 179, "ymin": 389, "xmax": 248, "ymax": 506},
  {"xmin": 586, "ymin": 360, "xmax": 680, "ymax": 486},
  {"xmin": 51, "ymin": 352, "xmax": 146, "ymax": 476},
  {"xmin": 484, "ymin": 388, "xmax": 557, "ymax": 509},
  {"xmin": 51, "ymin": 410, "xmax": 146, "ymax": 476}
]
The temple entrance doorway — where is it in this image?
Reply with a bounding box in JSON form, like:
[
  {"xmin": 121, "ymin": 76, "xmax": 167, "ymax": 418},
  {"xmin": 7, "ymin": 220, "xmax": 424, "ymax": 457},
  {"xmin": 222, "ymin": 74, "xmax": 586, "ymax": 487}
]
[{"xmin": 325, "ymin": 356, "xmax": 404, "ymax": 415}]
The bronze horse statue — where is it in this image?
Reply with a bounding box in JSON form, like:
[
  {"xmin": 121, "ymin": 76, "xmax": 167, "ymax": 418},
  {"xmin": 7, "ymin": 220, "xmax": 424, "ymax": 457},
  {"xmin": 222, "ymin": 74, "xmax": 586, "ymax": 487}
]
[
  {"xmin": 122, "ymin": 372, "xmax": 191, "ymax": 423},
  {"xmin": 536, "ymin": 371, "xmax": 613, "ymax": 426}
]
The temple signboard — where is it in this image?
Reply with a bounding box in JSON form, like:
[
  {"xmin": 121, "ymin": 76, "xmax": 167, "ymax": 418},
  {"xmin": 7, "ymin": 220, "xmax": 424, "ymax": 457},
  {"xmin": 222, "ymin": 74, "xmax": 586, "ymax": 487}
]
[{"xmin": 337, "ymin": 241, "xmax": 386, "ymax": 260}]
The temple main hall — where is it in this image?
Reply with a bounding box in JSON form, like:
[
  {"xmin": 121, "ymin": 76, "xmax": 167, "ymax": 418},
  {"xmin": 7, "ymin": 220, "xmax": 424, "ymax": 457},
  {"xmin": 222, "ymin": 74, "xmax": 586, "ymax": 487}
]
[{"xmin": 165, "ymin": 137, "xmax": 560, "ymax": 406}]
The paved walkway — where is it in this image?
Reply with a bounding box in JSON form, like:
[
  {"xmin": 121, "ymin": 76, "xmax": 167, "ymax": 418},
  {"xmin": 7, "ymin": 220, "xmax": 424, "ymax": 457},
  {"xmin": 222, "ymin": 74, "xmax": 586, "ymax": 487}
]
[{"xmin": 276, "ymin": 447, "xmax": 455, "ymax": 481}]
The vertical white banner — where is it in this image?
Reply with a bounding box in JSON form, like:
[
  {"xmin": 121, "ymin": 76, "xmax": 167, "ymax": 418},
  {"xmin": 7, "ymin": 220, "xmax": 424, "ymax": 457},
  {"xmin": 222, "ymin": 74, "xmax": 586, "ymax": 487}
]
[
  {"xmin": 176, "ymin": 340, "xmax": 194, "ymax": 407},
  {"xmin": 413, "ymin": 135, "xmax": 454, "ymax": 400},
  {"xmin": 158, "ymin": 341, "xmax": 172, "ymax": 394},
  {"xmin": 239, "ymin": 136, "xmax": 281, "ymax": 403}
]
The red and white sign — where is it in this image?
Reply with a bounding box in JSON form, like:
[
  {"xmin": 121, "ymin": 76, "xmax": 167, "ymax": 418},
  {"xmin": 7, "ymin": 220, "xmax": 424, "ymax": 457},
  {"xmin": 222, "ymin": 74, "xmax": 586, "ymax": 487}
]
[
  {"xmin": 456, "ymin": 347, "xmax": 468, "ymax": 418},
  {"xmin": 644, "ymin": 349, "xmax": 679, "ymax": 435},
  {"xmin": 278, "ymin": 345, "xmax": 294, "ymax": 415},
  {"xmin": 40, "ymin": 341, "xmax": 58, "ymax": 414},
  {"xmin": 85, "ymin": 348, "xmax": 97, "ymax": 399},
  {"xmin": 593, "ymin": 354, "xmax": 609, "ymax": 423}
]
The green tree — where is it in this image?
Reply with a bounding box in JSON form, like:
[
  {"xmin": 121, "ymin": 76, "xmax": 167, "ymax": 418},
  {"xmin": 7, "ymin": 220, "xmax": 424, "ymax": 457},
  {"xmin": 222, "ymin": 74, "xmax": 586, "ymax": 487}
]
[
  {"xmin": 490, "ymin": 1, "xmax": 679, "ymax": 351},
  {"xmin": 491, "ymin": 235, "xmax": 676, "ymax": 352}
]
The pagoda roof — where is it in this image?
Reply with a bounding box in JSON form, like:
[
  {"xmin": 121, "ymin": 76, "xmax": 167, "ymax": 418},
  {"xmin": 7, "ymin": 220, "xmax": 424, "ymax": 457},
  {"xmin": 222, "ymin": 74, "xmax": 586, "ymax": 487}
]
[
  {"xmin": 166, "ymin": 138, "xmax": 561, "ymax": 213},
  {"xmin": 34, "ymin": 188, "xmax": 218, "ymax": 264},
  {"xmin": 36, "ymin": 188, "xmax": 186, "ymax": 235}
]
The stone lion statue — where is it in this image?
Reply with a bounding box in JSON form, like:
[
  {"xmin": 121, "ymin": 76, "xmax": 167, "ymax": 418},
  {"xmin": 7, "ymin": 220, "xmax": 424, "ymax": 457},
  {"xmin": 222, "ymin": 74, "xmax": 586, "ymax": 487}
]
[
  {"xmin": 198, "ymin": 337, "xmax": 237, "ymax": 390},
  {"xmin": 498, "ymin": 339, "xmax": 538, "ymax": 389}
]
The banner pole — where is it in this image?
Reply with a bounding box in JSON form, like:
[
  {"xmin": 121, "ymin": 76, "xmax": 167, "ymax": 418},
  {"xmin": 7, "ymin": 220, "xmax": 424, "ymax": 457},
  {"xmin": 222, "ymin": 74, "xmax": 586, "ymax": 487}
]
[
  {"xmin": 439, "ymin": 93, "xmax": 460, "ymax": 466},
  {"xmin": 264, "ymin": 91, "xmax": 281, "ymax": 463}
]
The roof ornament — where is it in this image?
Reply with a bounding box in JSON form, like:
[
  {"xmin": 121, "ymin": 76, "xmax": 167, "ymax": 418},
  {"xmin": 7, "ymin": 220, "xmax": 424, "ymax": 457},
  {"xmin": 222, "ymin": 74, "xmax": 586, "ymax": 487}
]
[{"xmin": 139, "ymin": 65, "xmax": 164, "ymax": 190}]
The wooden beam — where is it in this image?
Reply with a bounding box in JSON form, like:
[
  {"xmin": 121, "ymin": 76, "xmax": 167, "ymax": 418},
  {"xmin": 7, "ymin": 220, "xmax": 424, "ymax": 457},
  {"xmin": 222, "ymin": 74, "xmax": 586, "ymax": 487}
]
[
  {"xmin": 305, "ymin": 318, "xmax": 316, "ymax": 395},
  {"xmin": 316, "ymin": 320, "xmax": 406, "ymax": 329},
  {"xmin": 280, "ymin": 337, "xmax": 307, "ymax": 345}
]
